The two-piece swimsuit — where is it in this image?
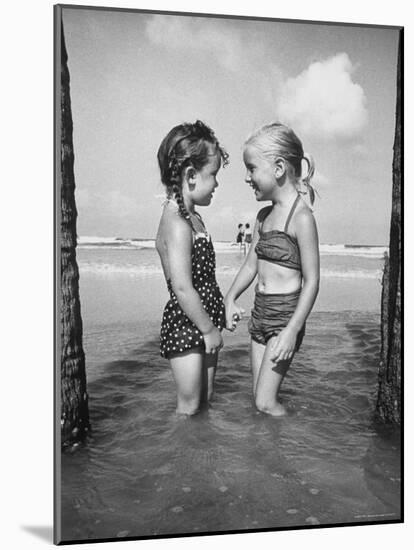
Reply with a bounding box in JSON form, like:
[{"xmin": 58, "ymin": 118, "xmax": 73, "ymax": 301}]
[
  {"xmin": 160, "ymin": 214, "xmax": 225, "ymax": 359},
  {"xmin": 248, "ymin": 193, "xmax": 305, "ymax": 349}
]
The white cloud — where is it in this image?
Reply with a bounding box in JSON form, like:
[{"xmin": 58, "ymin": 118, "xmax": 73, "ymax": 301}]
[
  {"xmin": 277, "ymin": 53, "xmax": 368, "ymax": 141},
  {"xmin": 145, "ymin": 16, "xmax": 246, "ymax": 72}
]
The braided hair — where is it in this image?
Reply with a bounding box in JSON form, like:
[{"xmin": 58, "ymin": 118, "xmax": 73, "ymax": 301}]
[
  {"xmin": 157, "ymin": 120, "xmax": 229, "ymax": 224},
  {"xmin": 245, "ymin": 122, "xmax": 317, "ymax": 205}
]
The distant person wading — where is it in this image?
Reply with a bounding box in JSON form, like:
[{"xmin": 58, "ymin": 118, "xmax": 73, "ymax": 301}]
[
  {"xmin": 244, "ymin": 223, "xmax": 252, "ymax": 254},
  {"xmin": 236, "ymin": 223, "xmax": 244, "ymax": 251}
]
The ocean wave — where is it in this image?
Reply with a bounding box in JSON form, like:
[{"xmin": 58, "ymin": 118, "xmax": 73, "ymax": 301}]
[
  {"xmin": 79, "ymin": 263, "xmax": 164, "ymax": 276},
  {"xmin": 79, "ymin": 245, "xmax": 148, "ymax": 250},
  {"xmin": 78, "ymin": 261, "xmax": 381, "ymax": 280},
  {"xmin": 78, "ymin": 236, "xmax": 155, "ymax": 250},
  {"xmin": 78, "ymin": 236, "xmax": 387, "ymax": 258},
  {"xmin": 320, "ymin": 269, "xmax": 382, "ymax": 280},
  {"xmin": 319, "ymin": 244, "xmax": 387, "ymax": 258}
]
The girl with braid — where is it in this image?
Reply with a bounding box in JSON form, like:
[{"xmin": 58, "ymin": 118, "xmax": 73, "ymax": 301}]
[
  {"xmin": 225, "ymin": 123, "xmax": 320, "ymax": 417},
  {"xmin": 155, "ymin": 120, "xmax": 229, "ymax": 415}
]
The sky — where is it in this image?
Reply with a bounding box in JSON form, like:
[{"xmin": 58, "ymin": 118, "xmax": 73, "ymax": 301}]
[{"xmin": 63, "ymin": 7, "xmax": 399, "ymax": 245}]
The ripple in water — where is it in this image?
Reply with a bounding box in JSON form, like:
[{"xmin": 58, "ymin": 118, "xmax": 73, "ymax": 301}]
[{"xmin": 60, "ymin": 311, "xmax": 401, "ymax": 542}]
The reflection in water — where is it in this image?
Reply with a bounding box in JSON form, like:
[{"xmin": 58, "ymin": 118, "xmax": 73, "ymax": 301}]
[{"xmin": 60, "ymin": 312, "xmax": 401, "ymax": 542}]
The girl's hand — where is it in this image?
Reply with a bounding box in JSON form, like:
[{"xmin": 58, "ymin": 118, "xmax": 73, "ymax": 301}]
[
  {"xmin": 203, "ymin": 326, "xmax": 223, "ymax": 354},
  {"xmin": 270, "ymin": 327, "xmax": 297, "ymax": 363},
  {"xmin": 224, "ymin": 299, "xmax": 245, "ymax": 332}
]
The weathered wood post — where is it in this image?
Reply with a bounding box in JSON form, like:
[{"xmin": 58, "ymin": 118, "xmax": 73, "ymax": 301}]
[
  {"xmin": 60, "ymin": 21, "xmax": 90, "ymax": 445},
  {"xmin": 375, "ymin": 30, "xmax": 403, "ymax": 424}
]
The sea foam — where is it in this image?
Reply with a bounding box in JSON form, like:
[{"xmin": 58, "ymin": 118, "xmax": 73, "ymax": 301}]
[
  {"xmin": 78, "ymin": 261, "xmax": 381, "ymax": 280},
  {"xmin": 78, "ymin": 236, "xmax": 387, "ymax": 259}
]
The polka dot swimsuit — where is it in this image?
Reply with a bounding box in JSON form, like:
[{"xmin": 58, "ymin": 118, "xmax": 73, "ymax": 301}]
[{"xmin": 160, "ymin": 234, "xmax": 225, "ymax": 358}]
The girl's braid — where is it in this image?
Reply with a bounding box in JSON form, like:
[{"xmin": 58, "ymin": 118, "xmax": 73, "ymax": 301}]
[
  {"xmin": 167, "ymin": 150, "xmax": 194, "ymax": 228},
  {"xmin": 171, "ymin": 183, "xmax": 193, "ymax": 227}
]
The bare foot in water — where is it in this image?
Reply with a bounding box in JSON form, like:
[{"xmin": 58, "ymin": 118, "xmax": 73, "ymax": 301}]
[
  {"xmin": 268, "ymin": 402, "xmax": 287, "ymax": 417},
  {"xmin": 256, "ymin": 401, "xmax": 287, "ymax": 417}
]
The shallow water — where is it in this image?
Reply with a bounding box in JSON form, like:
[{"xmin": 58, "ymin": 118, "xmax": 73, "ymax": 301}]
[
  {"xmin": 60, "ymin": 309, "xmax": 401, "ymax": 542},
  {"xmin": 59, "ymin": 247, "xmax": 399, "ymax": 541},
  {"xmin": 76, "ymin": 246, "xmax": 383, "ymax": 379}
]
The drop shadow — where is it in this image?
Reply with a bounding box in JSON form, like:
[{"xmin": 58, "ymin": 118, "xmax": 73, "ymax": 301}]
[{"xmin": 21, "ymin": 525, "xmax": 53, "ymax": 543}]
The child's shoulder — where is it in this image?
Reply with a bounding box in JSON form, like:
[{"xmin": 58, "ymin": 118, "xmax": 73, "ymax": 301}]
[
  {"xmin": 293, "ymin": 202, "xmax": 317, "ymax": 232},
  {"xmin": 160, "ymin": 203, "xmax": 192, "ymax": 240},
  {"xmin": 296, "ymin": 200, "xmax": 315, "ymax": 221}
]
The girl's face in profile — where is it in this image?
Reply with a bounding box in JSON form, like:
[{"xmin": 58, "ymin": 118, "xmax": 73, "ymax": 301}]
[
  {"xmin": 243, "ymin": 145, "xmax": 276, "ymax": 201},
  {"xmin": 191, "ymin": 150, "xmax": 221, "ymax": 207}
]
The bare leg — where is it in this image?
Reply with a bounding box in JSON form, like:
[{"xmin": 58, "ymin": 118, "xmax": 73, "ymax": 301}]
[
  {"xmin": 250, "ymin": 338, "xmax": 266, "ymax": 395},
  {"xmin": 254, "ymin": 336, "xmax": 293, "ymax": 417},
  {"xmin": 170, "ymin": 349, "xmax": 203, "ymax": 415},
  {"xmin": 201, "ymin": 351, "xmax": 218, "ymax": 404}
]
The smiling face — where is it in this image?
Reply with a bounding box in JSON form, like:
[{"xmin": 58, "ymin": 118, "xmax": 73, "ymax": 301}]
[
  {"xmin": 191, "ymin": 149, "xmax": 221, "ymax": 207},
  {"xmin": 243, "ymin": 145, "xmax": 277, "ymax": 201}
]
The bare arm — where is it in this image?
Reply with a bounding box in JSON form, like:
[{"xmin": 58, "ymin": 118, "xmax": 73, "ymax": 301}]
[
  {"xmin": 271, "ymin": 209, "xmax": 319, "ymax": 361},
  {"xmin": 167, "ymin": 217, "xmax": 222, "ymax": 350},
  {"xmin": 287, "ymin": 209, "xmax": 320, "ymax": 331}
]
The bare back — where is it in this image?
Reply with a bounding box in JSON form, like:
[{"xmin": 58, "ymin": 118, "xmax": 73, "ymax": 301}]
[
  {"xmin": 156, "ymin": 203, "xmax": 187, "ymax": 283},
  {"xmin": 156, "ymin": 201, "xmax": 208, "ymax": 283}
]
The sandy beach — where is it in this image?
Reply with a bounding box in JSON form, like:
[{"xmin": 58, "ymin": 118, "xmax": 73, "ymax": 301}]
[{"xmin": 59, "ymin": 243, "xmax": 401, "ymax": 542}]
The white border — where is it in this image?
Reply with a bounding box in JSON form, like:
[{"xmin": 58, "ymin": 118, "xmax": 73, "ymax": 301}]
[{"xmin": 3, "ymin": 1, "xmax": 410, "ymax": 548}]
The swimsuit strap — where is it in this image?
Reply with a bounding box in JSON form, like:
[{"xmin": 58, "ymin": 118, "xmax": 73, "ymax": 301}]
[
  {"xmin": 258, "ymin": 206, "xmax": 272, "ymax": 233},
  {"xmin": 191, "ymin": 211, "xmax": 210, "ymax": 239},
  {"xmin": 284, "ymin": 194, "xmax": 301, "ymax": 233},
  {"xmin": 192, "ymin": 211, "xmax": 206, "ymax": 231}
]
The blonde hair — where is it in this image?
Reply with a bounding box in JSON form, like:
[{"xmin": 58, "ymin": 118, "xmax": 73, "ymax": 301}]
[{"xmin": 245, "ymin": 122, "xmax": 317, "ymax": 203}]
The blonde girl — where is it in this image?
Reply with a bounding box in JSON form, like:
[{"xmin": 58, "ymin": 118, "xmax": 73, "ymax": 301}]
[{"xmin": 225, "ymin": 123, "xmax": 319, "ymax": 416}]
